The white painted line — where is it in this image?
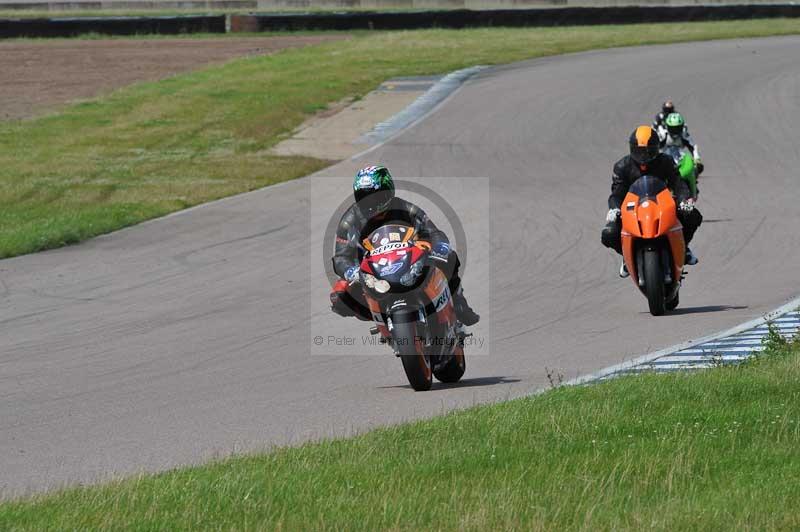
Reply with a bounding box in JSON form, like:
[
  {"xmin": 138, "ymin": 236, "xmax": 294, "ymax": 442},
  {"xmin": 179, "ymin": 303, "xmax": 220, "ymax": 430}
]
[
  {"xmin": 698, "ymin": 339, "xmax": 767, "ymax": 346},
  {"xmin": 655, "ymin": 354, "xmax": 751, "ymax": 364},
  {"xmin": 650, "ymin": 364, "xmax": 717, "ymax": 370},
  {"xmin": 351, "ymin": 66, "xmax": 488, "ymax": 160},
  {"xmin": 357, "ymin": 66, "xmax": 488, "ymax": 146},
  {"xmin": 675, "ymin": 346, "xmax": 766, "ymax": 354}
]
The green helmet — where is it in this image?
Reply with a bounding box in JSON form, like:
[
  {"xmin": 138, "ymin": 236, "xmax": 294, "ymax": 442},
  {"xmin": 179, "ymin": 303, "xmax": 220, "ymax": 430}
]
[
  {"xmin": 353, "ymin": 165, "xmax": 395, "ymax": 216},
  {"xmin": 665, "ymin": 112, "xmax": 685, "ymax": 138}
]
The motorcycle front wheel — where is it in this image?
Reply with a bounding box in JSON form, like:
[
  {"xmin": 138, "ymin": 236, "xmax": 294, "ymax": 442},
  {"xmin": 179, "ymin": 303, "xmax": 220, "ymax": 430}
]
[
  {"xmin": 393, "ymin": 318, "xmax": 432, "ymax": 391},
  {"xmin": 643, "ymin": 249, "xmax": 666, "ymax": 316}
]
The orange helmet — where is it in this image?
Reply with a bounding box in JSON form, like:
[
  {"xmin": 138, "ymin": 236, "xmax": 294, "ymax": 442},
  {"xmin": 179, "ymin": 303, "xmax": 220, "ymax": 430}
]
[{"xmin": 629, "ymin": 126, "xmax": 660, "ymax": 166}]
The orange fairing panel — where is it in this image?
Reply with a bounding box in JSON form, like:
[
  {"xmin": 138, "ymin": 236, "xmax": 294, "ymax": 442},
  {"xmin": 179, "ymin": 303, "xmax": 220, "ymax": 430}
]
[
  {"xmin": 621, "ymin": 233, "xmax": 639, "ymax": 286},
  {"xmin": 423, "ymin": 268, "xmax": 455, "ymax": 325},
  {"xmin": 667, "ymin": 227, "xmax": 686, "ymax": 281},
  {"xmin": 655, "ymin": 189, "xmax": 678, "ymax": 236},
  {"xmin": 636, "ymin": 200, "xmax": 660, "ymax": 239},
  {"xmin": 621, "ymin": 192, "xmax": 642, "ymax": 237}
]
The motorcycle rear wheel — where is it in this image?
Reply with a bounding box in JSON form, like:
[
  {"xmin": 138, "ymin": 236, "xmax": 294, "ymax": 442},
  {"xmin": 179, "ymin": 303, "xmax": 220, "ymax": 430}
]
[
  {"xmin": 393, "ymin": 319, "xmax": 432, "ymax": 391},
  {"xmin": 644, "ymin": 249, "xmax": 666, "ymax": 316},
  {"xmin": 433, "ymin": 345, "xmax": 466, "ymax": 383}
]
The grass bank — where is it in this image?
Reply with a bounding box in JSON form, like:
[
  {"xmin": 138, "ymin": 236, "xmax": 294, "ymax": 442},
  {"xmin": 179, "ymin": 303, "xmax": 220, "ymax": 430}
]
[
  {"xmin": 2, "ymin": 20, "xmax": 800, "ymax": 258},
  {"xmin": 2, "ymin": 331, "xmax": 799, "ymax": 529}
]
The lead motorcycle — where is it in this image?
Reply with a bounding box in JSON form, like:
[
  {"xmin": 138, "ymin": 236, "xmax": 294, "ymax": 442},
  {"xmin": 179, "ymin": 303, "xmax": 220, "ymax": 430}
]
[
  {"xmin": 358, "ymin": 223, "xmax": 466, "ymax": 391},
  {"xmin": 620, "ymin": 175, "xmax": 686, "ymax": 315}
]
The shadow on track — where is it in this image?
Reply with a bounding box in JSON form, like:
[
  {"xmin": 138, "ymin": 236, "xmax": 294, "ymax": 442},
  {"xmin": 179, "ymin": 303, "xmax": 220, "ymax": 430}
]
[
  {"xmin": 377, "ymin": 376, "xmax": 521, "ymax": 391},
  {"xmin": 667, "ymin": 305, "xmax": 749, "ymax": 315}
]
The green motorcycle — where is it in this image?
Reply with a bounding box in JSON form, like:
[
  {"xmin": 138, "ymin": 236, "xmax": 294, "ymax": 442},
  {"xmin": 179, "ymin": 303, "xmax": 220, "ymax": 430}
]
[{"xmin": 663, "ymin": 144, "xmax": 698, "ymax": 198}]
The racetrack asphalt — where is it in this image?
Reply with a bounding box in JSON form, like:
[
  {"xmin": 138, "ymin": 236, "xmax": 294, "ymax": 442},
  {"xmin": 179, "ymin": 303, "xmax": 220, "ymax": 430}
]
[{"xmin": 1, "ymin": 36, "xmax": 799, "ymax": 497}]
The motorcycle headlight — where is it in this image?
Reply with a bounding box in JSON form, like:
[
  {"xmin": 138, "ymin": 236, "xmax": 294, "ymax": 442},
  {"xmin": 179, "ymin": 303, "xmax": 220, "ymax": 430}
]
[
  {"xmin": 374, "ymin": 279, "xmax": 391, "ymax": 294},
  {"xmin": 399, "ymin": 261, "xmax": 424, "ymax": 287}
]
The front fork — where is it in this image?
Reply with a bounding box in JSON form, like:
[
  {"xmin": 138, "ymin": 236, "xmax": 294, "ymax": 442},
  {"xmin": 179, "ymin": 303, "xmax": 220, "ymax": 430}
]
[{"xmin": 387, "ymin": 306, "xmax": 428, "ymax": 356}]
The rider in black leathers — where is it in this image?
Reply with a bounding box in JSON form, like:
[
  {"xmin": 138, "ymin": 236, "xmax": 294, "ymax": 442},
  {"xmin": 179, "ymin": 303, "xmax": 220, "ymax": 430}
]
[
  {"xmin": 330, "ymin": 165, "xmax": 479, "ymax": 326},
  {"xmin": 601, "ymin": 126, "xmax": 703, "ymax": 277}
]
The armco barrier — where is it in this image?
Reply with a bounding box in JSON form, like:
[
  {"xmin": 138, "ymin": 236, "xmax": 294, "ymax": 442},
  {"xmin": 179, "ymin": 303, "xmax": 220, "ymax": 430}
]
[
  {"xmin": 3, "ymin": 4, "xmax": 800, "ymax": 37},
  {"xmin": 0, "ymin": 14, "xmax": 225, "ymax": 38},
  {"xmin": 230, "ymin": 4, "xmax": 800, "ymax": 31}
]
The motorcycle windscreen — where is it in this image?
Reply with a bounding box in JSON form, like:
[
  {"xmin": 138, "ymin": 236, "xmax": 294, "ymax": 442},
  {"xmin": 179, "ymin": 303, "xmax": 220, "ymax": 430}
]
[
  {"xmin": 628, "ymin": 175, "xmax": 668, "ymax": 203},
  {"xmin": 364, "ymin": 224, "xmax": 415, "ymax": 284},
  {"xmin": 363, "ymin": 224, "xmax": 413, "ymax": 250}
]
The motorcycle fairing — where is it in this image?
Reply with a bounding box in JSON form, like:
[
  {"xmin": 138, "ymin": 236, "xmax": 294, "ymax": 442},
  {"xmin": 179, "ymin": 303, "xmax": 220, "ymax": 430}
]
[{"xmin": 621, "ymin": 179, "xmax": 685, "ymax": 287}]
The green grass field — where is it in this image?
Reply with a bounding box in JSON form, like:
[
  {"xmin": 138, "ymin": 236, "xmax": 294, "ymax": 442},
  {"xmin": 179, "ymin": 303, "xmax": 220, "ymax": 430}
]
[
  {"xmin": 2, "ymin": 20, "xmax": 800, "ymax": 258},
  {"xmin": 1, "ymin": 330, "xmax": 798, "ymax": 529}
]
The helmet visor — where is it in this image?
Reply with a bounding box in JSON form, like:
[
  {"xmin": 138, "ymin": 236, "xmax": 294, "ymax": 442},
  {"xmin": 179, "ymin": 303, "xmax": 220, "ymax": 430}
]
[
  {"xmin": 631, "ymin": 144, "xmax": 658, "ymax": 165},
  {"xmin": 355, "ymin": 189, "xmax": 393, "ymax": 215},
  {"xmin": 667, "ymin": 124, "xmax": 682, "ymax": 137}
]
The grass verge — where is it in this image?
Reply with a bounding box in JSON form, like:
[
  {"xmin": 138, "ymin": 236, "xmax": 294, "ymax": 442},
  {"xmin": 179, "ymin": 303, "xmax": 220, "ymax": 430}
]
[
  {"xmin": 3, "ymin": 20, "xmax": 800, "ymax": 258},
  {"xmin": 2, "ymin": 330, "xmax": 799, "ymax": 529}
]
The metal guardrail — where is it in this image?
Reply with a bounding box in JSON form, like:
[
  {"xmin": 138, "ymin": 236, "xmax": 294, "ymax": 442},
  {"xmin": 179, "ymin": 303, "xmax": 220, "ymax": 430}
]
[
  {"xmin": 0, "ymin": 14, "xmax": 225, "ymax": 37},
  {"xmin": 3, "ymin": 4, "xmax": 800, "ymax": 38},
  {"xmin": 230, "ymin": 4, "xmax": 800, "ymax": 31}
]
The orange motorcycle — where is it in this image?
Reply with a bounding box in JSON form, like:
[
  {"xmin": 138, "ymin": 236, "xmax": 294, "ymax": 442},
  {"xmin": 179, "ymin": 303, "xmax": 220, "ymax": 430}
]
[{"xmin": 620, "ymin": 175, "xmax": 686, "ymax": 315}]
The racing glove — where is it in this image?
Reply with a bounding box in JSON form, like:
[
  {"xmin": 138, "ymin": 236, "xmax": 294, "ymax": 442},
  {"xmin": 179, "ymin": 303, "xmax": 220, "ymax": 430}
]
[
  {"xmin": 606, "ymin": 208, "xmax": 621, "ymax": 223},
  {"xmin": 430, "ymin": 241, "xmax": 450, "ymax": 263},
  {"xmin": 344, "ymin": 266, "xmax": 360, "ymax": 284},
  {"xmin": 679, "ymin": 199, "xmax": 695, "ymax": 213}
]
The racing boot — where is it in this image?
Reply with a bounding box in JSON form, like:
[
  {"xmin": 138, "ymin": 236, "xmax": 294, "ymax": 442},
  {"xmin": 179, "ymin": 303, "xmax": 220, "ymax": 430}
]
[
  {"xmin": 619, "ymin": 260, "xmax": 629, "ymax": 278},
  {"xmin": 685, "ymin": 247, "xmax": 699, "ymax": 266},
  {"xmin": 452, "ymin": 287, "xmax": 480, "ymax": 326}
]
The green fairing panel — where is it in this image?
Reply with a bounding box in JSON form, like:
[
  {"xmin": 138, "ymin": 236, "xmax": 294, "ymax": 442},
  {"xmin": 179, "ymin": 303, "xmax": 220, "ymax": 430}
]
[{"xmin": 677, "ymin": 152, "xmax": 697, "ymax": 197}]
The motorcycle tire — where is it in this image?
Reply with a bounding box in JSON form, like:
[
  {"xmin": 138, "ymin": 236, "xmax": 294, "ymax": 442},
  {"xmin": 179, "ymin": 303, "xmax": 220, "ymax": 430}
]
[
  {"xmin": 393, "ymin": 319, "xmax": 432, "ymax": 391},
  {"xmin": 644, "ymin": 249, "xmax": 666, "ymax": 316},
  {"xmin": 433, "ymin": 345, "xmax": 466, "ymax": 383}
]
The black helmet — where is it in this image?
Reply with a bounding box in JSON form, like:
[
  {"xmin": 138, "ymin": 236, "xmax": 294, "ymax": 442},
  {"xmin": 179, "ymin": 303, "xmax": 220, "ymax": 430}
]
[
  {"xmin": 353, "ymin": 165, "xmax": 395, "ymax": 216},
  {"xmin": 629, "ymin": 126, "xmax": 660, "ymax": 166},
  {"xmin": 662, "ymin": 100, "xmax": 675, "ymax": 116}
]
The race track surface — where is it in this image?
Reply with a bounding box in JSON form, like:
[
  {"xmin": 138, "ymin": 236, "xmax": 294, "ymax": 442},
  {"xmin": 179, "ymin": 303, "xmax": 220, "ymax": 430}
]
[{"xmin": 2, "ymin": 36, "xmax": 799, "ymax": 497}]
